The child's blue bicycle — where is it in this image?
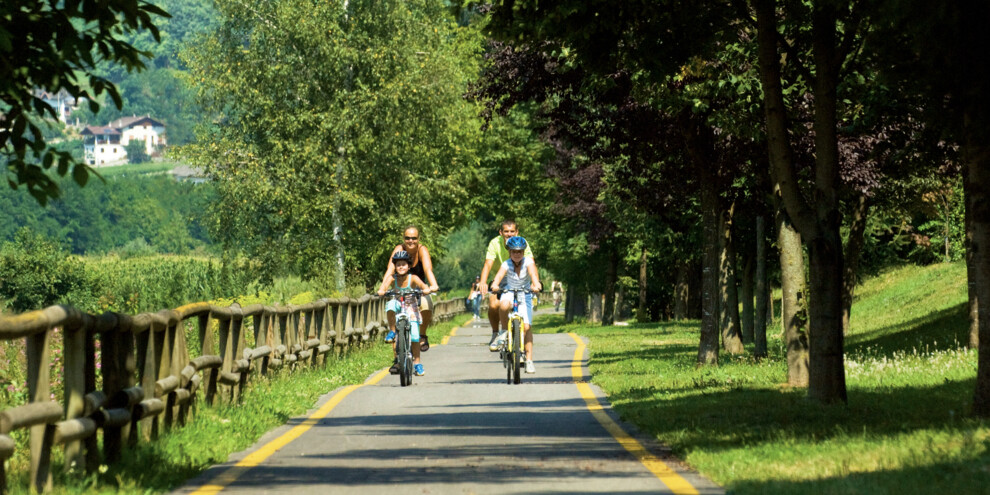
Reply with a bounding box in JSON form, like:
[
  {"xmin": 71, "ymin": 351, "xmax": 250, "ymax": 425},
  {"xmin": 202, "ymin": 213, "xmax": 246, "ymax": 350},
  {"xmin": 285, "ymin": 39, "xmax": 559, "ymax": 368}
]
[{"xmin": 384, "ymin": 288, "xmax": 422, "ymax": 387}]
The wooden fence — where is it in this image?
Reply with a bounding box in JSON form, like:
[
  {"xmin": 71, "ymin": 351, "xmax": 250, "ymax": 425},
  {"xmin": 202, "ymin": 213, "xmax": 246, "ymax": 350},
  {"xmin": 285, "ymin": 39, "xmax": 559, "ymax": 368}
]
[{"xmin": 0, "ymin": 295, "xmax": 465, "ymax": 493}]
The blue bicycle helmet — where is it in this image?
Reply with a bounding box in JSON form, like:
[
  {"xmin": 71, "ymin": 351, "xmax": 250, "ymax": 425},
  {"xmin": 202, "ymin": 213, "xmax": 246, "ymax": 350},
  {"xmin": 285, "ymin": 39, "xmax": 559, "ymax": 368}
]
[
  {"xmin": 505, "ymin": 236, "xmax": 527, "ymax": 250},
  {"xmin": 392, "ymin": 250, "xmax": 411, "ymax": 263}
]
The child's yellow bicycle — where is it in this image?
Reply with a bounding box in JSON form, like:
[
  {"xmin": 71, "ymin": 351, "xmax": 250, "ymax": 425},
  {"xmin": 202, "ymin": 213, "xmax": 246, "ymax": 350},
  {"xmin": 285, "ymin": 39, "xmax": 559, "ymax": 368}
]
[{"xmin": 496, "ymin": 288, "xmax": 530, "ymax": 384}]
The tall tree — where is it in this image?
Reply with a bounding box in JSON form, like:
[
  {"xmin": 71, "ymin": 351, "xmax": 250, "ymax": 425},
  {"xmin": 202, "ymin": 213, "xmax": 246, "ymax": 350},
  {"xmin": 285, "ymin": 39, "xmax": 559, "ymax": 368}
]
[{"xmin": 183, "ymin": 0, "xmax": 484, "ymax": 287}]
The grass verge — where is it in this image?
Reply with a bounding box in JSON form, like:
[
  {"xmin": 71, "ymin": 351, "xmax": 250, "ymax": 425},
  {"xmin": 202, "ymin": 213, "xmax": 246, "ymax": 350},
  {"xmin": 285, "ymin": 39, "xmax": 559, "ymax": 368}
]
[
  {"xmin": 3, "ymin": 313, "xmax": 472, "ymax": 494},
  {"xmin": 535, "ymin": 262, "xmax": 988, "ymax": 494}
]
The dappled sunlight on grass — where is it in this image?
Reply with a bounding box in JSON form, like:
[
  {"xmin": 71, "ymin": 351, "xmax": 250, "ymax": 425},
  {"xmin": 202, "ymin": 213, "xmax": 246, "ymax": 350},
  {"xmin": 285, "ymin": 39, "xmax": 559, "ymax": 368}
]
[{"xmin": 532, "ymin": 261, "xmax": 988, "ymax": 494}]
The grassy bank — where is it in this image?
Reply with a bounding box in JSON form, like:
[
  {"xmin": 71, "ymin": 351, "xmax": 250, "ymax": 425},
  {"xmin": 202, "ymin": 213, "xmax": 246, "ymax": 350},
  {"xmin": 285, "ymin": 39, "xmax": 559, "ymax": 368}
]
[
  {"xmin": 3, "ymin": 313, "xmax": 471, "ymax": 494},
  {"xmin": 536, "ymin": 262, "xmax": 987, "ymax": 494}
]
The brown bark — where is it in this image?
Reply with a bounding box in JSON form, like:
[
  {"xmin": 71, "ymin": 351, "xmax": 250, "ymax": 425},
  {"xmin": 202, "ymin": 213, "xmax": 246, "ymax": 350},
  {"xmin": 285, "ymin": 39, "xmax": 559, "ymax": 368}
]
[
  {"xmin": 638, "ymin": 247, "xmax": 650, "ymax": 323},
  {"xmin": 806, "ymin": 3, "xmax": 847, "ymax": 404},
  {"xmin": 842, "ymin": 193, "xmax": 870, "ymax": 335},
  {"xmin": 589, "ymin": 293, "xmax": 603, "ymax": 323},
  {"xmin": 682, "ymin": 116, "xmax": 720, "ymax": 366},
  {"xmin": 603, "ymin": 247, "xmax": 618, "ymax": 326},
  {"xmin": 755, "ymin": 0, "xmax": 847, "ymax": 403},
  {"xmin": 965, "ymin": 118, "xmax": 990, "ymax": 417},
  {"xmin": 965, "ymin": 168, "xmax": 979, "ymax": 349},
  {"xmin": 779, "ymin": 210, "xmax": 809, "ymax": 387},
  {"xmin": 741, "ymin": 251, "xmax": 755, "ymax": 344},
  {"xmin": 719, "ymin": 201, "xmax": 745, "ymax": 354},
  {"xmin": 674, "ymin": 261, "xmax": 691, "ymax": 320},
  {"xmin": 755, "ymin": 215, "xmax": 769, "ymax": 357}
]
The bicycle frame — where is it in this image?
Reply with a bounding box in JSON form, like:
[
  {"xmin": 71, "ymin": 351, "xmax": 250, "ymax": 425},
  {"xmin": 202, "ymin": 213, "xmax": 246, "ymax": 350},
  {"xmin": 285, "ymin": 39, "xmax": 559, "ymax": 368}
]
[
  {"xmin": 497, "ymin": 288, "xmax": 529, "ymax": 385},
  {"xmin": 385, "ymin": 289, "xmax": 421, "ymax": 387}
]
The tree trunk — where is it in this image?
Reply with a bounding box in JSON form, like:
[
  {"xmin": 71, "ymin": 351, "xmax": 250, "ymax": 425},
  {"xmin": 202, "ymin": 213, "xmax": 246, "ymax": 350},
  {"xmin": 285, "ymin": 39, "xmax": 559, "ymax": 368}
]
[
  {"xmin": 965, "ymin": 118, "xmax": 990, "ymax": 417},
  {"xmin": 754, "ymin": 215, "xmax": 769, "ymax": 358},
  {"xmin": 741, "ymin": 250, "xmax": 755, "ymax": 344},
  {"xmin": 755, "ymin": 0, "xmax": 846, "ymax": 402},
  {"xmin": 638, "ymin": 247, "xmax": 650, "ymax": 323},
  {"xmin": 842, "ymin": 193, "xmax": 870, "ymax": 334},
  {"xmin": 589, "ymin": 293, "xmax": 603, "ymax": 323},
  {"xmin": 673, "ymin": 261, "xmax": 690, "ymax": 320},
  {"xmin": 965, "ymin": 167, "xmax": 979, "ymax": 349},
  {"xmin": 778, "ymin": 211, "xmax": 809, "ymax": 387},
  {"xmin": 719, "ymin": 201, "xmax": 745, "ymax": 354},
  {"xmin": 806, "ymin": 4, "xmax": 847, "ymax": 404},
  {"xmin": 602, "ymin": 247, "xmax": 618, "ymax": 325},
  {"xmin": 684, "ymin": 119, "xmax": 721, "ymax": 366},
  {"xmin": 615, "ymin": 283, "xmax": 625, "ymax": 323},
  {"xmin": 565, "ymin": 285, "xmax": 576, "ymax": 324}
]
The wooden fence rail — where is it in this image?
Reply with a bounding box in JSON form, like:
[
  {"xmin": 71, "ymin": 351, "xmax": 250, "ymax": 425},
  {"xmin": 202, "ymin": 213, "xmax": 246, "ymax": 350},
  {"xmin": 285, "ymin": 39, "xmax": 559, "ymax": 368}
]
[{"xmin": 0, "ymin": 295, "xmax": 465, "ymax": 494}]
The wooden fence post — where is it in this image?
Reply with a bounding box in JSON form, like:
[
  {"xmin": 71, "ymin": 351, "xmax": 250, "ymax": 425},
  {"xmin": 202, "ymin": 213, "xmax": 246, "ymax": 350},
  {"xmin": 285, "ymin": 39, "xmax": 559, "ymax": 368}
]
[
  {"xmin": 62, "ymin": 324, "xmax": 86, "ymax": 473},
  {"xmin": 25, "ymin": 330, "xmax": 55, "ymax": 493}
]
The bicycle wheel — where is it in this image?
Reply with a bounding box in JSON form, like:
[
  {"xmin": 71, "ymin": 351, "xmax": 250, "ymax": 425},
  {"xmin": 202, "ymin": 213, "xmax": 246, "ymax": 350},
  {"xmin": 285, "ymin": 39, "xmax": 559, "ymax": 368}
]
[
  {"xmin": 396, "ymin": 319, "xmax": 411, "ymax": 387},
  {"xmin": 511, "ymin": 319, "xmax": 522, "ymax": 384},
  {"xmin": 504, "ymin": 323, "xmax": 513, "ymax": 384}
]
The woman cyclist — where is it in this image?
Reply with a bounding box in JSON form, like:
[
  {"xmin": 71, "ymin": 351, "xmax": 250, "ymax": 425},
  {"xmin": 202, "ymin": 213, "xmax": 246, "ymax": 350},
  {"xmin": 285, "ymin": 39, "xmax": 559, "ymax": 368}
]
[
  {"xmin": 381, "ymin": 225, "xmax": 440, "ymax": 351},
  {"xmin": 489, "ymin": 236, "xmax": 542, "ymax": 374},
  {"xmin": 377, "ymin": 250, "xmax": 432, "ymax": 376}
]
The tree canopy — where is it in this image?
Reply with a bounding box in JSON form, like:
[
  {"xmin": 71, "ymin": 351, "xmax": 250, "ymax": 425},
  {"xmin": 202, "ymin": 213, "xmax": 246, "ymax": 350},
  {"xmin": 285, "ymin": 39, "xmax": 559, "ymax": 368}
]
[{"xmin": 0, "ymin": 0, "xmax": 170, "ymax": 204}]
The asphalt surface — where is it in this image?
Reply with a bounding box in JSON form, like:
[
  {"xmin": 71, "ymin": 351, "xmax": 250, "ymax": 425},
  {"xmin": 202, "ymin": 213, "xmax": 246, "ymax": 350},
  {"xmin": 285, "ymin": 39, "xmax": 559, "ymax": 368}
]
[{"xmin": 173, "ymin": 312, "xmax": 723, "ymax": 495}]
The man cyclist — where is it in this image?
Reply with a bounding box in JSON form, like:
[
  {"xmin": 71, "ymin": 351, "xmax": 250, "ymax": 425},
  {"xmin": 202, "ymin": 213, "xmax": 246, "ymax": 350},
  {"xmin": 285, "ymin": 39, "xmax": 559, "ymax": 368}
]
[
  {"xmin": 489, "ymin": 236, "xmax": 542, "ymax": 373},
  {"xmin": 479, "ymin": 220, "xmax": 534, "ymax": 350}
]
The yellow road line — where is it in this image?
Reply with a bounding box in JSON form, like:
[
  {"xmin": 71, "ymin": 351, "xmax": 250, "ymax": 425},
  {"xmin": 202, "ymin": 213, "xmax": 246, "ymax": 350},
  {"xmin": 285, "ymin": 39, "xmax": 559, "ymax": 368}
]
[
  {"xmin": 566, "ymin": 333, "xmax": 699, "ymax": 495},
  {"xmin": 441, "ymin": 326, "xmax": 459, "ymax": 345},
  {"xmin": 188, "ymin": 369, "xmax": 390, "ymax": 494}
]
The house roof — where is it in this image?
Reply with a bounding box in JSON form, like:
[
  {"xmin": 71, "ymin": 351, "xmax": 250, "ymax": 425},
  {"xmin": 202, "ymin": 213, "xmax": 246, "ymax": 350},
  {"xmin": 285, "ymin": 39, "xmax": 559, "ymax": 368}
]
[
  {"xmin": 80, "ymin": 125, "xmax": 121, "ymax": 136},
  {"xmin": 107, "ymin": 115, "xmax": 165, "ymax": 129}
]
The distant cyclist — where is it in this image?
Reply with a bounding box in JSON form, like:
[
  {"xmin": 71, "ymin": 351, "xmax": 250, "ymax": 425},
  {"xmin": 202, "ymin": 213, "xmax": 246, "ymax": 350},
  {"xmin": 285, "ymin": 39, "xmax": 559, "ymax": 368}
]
[
  {"xmin": 489, "ymin": 236, "xmax": 542, "ymax": 374},
  {"xmin": 377, "ymin": 250, "xmax": 432, "ymax": 376},
  {"xmin": 381, "ymin": 225, "xmax": 440, "ymax": 352},
  {"xmin": 479, "ymin": 220, "xmax": 534, "ymax": 349},
  {"xmin": 551, "ymin": 280, "xmax": 563, "ymax": 312}
]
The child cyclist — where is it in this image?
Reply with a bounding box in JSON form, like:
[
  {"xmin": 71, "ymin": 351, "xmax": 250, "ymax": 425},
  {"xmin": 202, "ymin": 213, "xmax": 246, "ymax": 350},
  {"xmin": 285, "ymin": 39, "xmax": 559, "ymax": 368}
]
[
  {"xmin": 489, "ymin": 236, "xmax": 542, "ymax": 374},
  {"xmin": 377, "ymin": 250, "xmax": 432, "ymax": 376}
]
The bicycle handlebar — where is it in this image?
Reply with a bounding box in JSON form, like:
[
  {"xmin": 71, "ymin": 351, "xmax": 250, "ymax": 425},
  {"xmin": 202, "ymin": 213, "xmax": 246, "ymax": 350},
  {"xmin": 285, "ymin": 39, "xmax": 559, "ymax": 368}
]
[{"xmin": 382, "ymin": 288, "xmax": 424, "ymax": 298}]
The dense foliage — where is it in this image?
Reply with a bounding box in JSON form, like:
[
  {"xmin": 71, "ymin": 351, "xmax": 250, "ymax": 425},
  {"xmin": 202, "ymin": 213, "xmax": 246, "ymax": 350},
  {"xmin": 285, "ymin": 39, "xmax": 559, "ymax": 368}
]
[
  {"xmin": 0, "ymin": 171, "xmax": 215, "ymax": 255},
  {"xmin": 0, "ymin": 0, "xmax": 169, "ymax": 204},
  {"xmin": 182, "ymin": 0, "xmax": 494, "ymax": 289}
]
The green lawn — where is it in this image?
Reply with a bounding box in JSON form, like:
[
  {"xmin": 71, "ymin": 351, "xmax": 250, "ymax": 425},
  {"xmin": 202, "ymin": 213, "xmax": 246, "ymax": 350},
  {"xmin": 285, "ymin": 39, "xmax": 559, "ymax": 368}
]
[{"xmin": 535, "ymin": 262, "xmax": 988, "ymax": 495}]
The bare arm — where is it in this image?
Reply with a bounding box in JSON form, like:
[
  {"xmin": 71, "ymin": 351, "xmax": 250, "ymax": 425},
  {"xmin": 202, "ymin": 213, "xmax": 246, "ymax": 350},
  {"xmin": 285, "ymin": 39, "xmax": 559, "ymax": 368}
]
[
  {"xmin": 527, "ymin": 261, "xmax": 542, "ymax": 293},
  {"xmin": 418, "ymin": 245, "xmax": 440, "ymax": 292},
  {"xmin": 479, "ymin": 258, "xmax": 495, "ymax": 295},
  {"xmin": 377, "ymin": 274, "xmax": 395, "ymax": 296},
  {"xmin": 489, "ymin": 264, "xmax": 508, "ymax": 292},
  {"xmin": 410, "ymin": 275, "xmax": 431, "ymax": 294}
]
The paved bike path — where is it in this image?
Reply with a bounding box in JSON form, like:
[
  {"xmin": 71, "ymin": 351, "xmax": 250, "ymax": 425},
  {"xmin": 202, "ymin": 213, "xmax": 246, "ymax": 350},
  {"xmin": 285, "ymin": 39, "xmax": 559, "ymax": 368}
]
[{"xmin": 173, "ymin": 316, "xmax": 722, "ymax": 494}]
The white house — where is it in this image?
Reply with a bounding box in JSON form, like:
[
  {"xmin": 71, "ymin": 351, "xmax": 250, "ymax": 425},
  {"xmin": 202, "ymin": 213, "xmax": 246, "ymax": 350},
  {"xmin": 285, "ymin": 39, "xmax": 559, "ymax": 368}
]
[
  {"xmin": 81, "ymin": 116, "xmax": 167, "ymax": 166},
  {"xmin": 34, "ymin": 88, "xmax": 85, "ymax": 123}
]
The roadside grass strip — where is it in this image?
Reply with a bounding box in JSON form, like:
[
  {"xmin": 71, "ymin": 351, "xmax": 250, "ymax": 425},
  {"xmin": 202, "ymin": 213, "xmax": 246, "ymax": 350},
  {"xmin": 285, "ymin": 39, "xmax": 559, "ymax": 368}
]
[
  {"xmin": 567, "ymin": 332, "xmax": 700, "ymax": 495},
  {"xmin": 188, "ymin": 369, "xmax": 390, "ymax": 494}
]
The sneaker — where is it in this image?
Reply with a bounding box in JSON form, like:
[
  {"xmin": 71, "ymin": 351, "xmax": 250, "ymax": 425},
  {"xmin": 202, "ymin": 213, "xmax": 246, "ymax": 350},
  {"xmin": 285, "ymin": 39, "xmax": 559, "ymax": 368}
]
[
  {"xmin": 384, "ymin": 330, "xmax": 396, "ymax": 343},
  {"xmin": 494, "ymin": 331, "xmax": 507, "ymax": 348},
  {"xmin": 414, "ymin": 363, "xmax": 425, "ymax": 376},
  {"xmin": 389, "ymin": 358, "xmax": 399, "ymax": 374},
  {"xmin": 488, "ymin": 333, "xmax": 500, "ymax": 351},
  {"xmin": 525, "ymin": 360, "xmax": 535, "ymax": 374}
]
